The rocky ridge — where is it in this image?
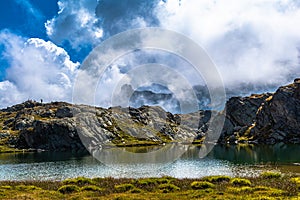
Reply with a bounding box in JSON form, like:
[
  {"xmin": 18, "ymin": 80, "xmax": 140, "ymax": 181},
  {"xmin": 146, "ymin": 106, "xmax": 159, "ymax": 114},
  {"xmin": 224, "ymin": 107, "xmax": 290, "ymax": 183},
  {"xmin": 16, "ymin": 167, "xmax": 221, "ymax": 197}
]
[{"xmin": 0, "ymin": 79, "xmax": 299, "ymax": 152}]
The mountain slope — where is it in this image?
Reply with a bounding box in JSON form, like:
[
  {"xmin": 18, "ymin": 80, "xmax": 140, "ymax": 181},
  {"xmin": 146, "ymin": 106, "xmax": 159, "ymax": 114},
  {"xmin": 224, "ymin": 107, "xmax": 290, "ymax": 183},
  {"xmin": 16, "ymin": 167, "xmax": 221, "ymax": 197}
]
[{"xmin": 0, "ymin": 79, "xmax": 299, "ymax": 152}]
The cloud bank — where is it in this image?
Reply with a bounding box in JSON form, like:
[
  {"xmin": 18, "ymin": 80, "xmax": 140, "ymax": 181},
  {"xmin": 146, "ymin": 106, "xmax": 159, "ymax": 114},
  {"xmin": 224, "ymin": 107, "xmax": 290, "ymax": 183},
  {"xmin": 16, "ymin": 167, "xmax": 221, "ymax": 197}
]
[
  {"xmin": 46, "ymin": 0, "xmax": 300, "ymax": 94},
  {"xmin": 45, "ymin": 0, "xmax": 101, "ymax": 50},
  {"xmin": 46, "ymin": 0, "xmax": 161, "ymax": 51},
  {"xmin": 1, "ymin": 0, "xmax": 300, "ymax": 111},
  {"xmin": 0, "ymin": 31, "xmax": 79, "ymax": 108},
  {"xmin": 157, "ymin": 0, "xmax": 300, "ymax": 89}
]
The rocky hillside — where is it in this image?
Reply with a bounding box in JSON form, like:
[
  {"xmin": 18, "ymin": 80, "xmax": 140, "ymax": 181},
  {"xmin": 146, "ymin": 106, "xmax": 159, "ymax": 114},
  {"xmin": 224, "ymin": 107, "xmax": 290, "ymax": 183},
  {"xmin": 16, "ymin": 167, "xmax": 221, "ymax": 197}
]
[
  {"xmin": 0, "ymin": 101, "xmax": 204, "ymax": 152},
  {"xmin": 0, "ymin": 79, "xmax": 299, "ymax": 152},
  {"xmin": 221, "ymin": 78, "xmax": 300, "ymax": 144}
]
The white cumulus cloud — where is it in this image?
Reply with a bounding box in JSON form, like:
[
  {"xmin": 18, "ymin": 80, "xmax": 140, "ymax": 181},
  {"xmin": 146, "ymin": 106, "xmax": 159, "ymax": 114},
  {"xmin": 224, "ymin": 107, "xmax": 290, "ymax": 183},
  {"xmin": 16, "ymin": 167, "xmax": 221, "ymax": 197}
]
[
  {"xmin": 3, "ymin": 0, "xmax": 300, "ymax": 109},
  {"xmin": 156, "ymin": 0, "xmax": 300, "ymax": 89},
  {"xmin": 0, "ymin": 31, "xmax": 79, "ymax": 108},
  {"xmin": 45, "ymin": 0, "xmax": 102, "ymax": 49}
]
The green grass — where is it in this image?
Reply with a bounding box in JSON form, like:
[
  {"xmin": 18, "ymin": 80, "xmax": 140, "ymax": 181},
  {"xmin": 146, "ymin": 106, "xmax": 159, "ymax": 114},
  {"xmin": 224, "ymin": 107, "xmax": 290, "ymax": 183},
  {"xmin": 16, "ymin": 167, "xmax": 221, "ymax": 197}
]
[
  {"xmin": 58, "ymin": 184, "xmax": 80, "ymax": 194},
  {"xmin": 80, "ymin": 185, "xmax": 103, "ymax": 192},
  {"xmin": 260, "ymin": 171, "xmax": 282, "ymax": 179},
  {"xmin": 0, "ymin": 145, "xmax": 18, "ymax": 153},
  {"xmin": 291, "ymin": 177, "xmax": 300, "ymax": 189},
  {"xmin": 158, "ymin": 183, "xmax": 180, "ymax": 193},
  {"xmin": 202, "ymin": 175, "xmax": 231, "ymax": 183},
  {"xmin": 191, "ymin": 181, "xmax": 215, "ymax": 189},
  {"xmin": 0, "ymin": 174, "xmax": 299, "ymax": 199},
  {"xmin": 230, "ymin": 178, "xmax": 252, "ymax": 186},
  {"xmin": 114, "ymin": 183, "xmax": 135, "ymax": 192},
  {"xmin": 62, "ymin": 177, "xmax": 95, "ymax": 185},
  {"xmin": 136, "ymin": 177, "xmax": 171, "ymax": 186}
]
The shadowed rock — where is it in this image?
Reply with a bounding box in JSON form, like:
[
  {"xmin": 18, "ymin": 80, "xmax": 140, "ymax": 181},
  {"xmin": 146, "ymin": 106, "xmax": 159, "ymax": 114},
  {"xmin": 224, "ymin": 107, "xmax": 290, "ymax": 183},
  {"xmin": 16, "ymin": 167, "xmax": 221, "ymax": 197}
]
[{"xmin": 1, "ymin": 79, "xmax": 300, "ymax": 152}]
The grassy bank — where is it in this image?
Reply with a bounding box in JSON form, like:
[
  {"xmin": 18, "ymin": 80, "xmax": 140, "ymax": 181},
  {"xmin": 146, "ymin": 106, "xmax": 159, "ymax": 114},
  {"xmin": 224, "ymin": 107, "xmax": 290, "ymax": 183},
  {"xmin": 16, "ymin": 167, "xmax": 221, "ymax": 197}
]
[{"xmin": 0, "ymin": 172, "xmax": 299, "ymax": 199}]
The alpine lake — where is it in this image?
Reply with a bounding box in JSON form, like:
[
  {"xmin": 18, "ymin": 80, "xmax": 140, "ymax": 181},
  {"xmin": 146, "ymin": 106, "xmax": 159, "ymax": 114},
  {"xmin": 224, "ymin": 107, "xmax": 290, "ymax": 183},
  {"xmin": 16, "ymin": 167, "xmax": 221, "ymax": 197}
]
[{"xmin": 0, "ymin": 143, "xmax": 299, "ymax": 181}]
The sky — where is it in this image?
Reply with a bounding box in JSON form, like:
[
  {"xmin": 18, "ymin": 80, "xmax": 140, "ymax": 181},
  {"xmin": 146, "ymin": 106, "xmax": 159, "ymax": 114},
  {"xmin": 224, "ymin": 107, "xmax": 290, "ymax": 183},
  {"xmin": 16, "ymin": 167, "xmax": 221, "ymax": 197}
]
[{"xmin": 0, "ymin": 0, "xmax": 299, "ymax": 109}]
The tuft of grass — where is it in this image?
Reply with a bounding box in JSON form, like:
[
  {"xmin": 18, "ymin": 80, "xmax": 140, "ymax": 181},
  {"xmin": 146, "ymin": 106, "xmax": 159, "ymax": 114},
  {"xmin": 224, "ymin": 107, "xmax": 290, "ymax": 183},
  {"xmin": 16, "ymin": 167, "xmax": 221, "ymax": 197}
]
[
  {"xmin": 114, "ymin": 184, "xmax": 135, "ymax": 192},
  {"xmin": 91, "ymin": 177, "xmax": 105, "ymax": 183},
  {"xmin": 15, "ymin": 185, "xmax": 42, "ymax": 191},
  {"xmin": 227, "ymin": 186, "xmax": 253, "ymax": 194},
  {"xmin": 291, "ymin": 177, "xmax": 300, "ymax": 183},
  {"xmin": 80, "ymin": 185, "xmax": 103, "ymax": 192},
  {"xmin": 291, "ymin": 177, "xmax": 300, "ymax": 189},
  {"xmin": 260, "ymin": 171, "xmax": 282, "ymax": 179},
  {"xmin": 137, "ymin": 178, "xmax": 157, "ymax": 186},
  {"xmin": 129, "ymin": 188, "xmax": 144, "ymax": 193},
  {"xmin": 230, "ymin": 178, "xmax": 251, "ymax": 187},
  {"xmin": 137, "ymin": 177, "xmax": 170, "ymax": 186},
  {"xmin": 202, "ymin": 175, "xmax": 231, "ymax": 183},
  {"xmin": 158, "ymin": 183, "xmax": 180, "ymax": 193},
  {"xmin": 191, "ymin": 181, "xmax": 215, "ymax": 190},
  {"xmin": 254, "ymin": 187, "xmax": 285, "ymax": 196},
  {"xmin": 0, "ymin": 186, "xmax": 12, "ymax": 190},
  {"xmin": 62, "ymin": 177, "xmax": 95, "ymax": 185},
  {"xmin": 57, "ymin": 184, "xmax": 80, "ymax": 194}
]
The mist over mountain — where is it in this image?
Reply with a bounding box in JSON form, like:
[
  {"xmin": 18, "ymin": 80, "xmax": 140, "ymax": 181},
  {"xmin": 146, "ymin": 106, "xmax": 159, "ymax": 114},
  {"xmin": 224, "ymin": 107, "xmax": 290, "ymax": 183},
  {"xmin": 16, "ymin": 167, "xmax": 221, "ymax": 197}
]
[
  {"xmin": 1, "ymin": 79, "xmax": 299, "ymax": 153},
  {"xmin": 119, "ymin": 82, "xmax": 282, "ymax": 114},
  {"xmin": 0, "ymin": 0, "xmax": 299, "ymax": 110}
]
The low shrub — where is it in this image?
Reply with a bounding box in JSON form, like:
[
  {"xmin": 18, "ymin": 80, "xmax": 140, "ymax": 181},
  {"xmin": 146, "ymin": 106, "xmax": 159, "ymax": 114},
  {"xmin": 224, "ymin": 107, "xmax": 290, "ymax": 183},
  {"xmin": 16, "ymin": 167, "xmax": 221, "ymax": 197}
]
[
  {"xmin": 290, "ymin": 177, "xmax": 300, "ymax": 189},
  {"xmin": 158, "ymin": 183, "xmax": 180, "ymax": 193},
  {"xmin": 15, "ymin": 185, "xmax": 42, "ymax": 191},
  {"xmin": 156, "ymin": 178, "xmax": 170, "ymax": 184},
  {"xmin": 202, "ymin": 175, "xmax": 231, "ymax": 183},
  {"xmin": 81, "ymin": 185, "xmax": 103, "ymax": 192},
  {"xmin": 62, "ymin": 177, "xmax": 95, "ymax": 185},
  {"xmin": 114, "ymin": 183, "xmax": 135, "ymax": 192},
  {"xmin": 253, "ymin": 187, "xmax": 285, "ymax": 196},
  {"xmin": 227, "ymin": 186, "xmax": 253, "ymax": 194},
  {"xmin": 138, "ymin": 178, "xmax": 157, "ymax": 186},
  {"xmin": 290, "ymin": 177, "xmax": 300, "ymax": 184},
  {"xmin": 129, "ymin": 188, "xmax": 144, "ymax": 193},
  {"xmin": 0, "ymin": 186, "xmax": 12, "ymax": 190},
  {"xmin": 137, "ymin": 178, "xmax": 170, "ymax": 186},
  {"xmin": 252, "ymin": 186, "xmax": 271, "ymax": 192},
  {"xmin": 92, "ymin": 177, "xmax": 105, "ymax": 183},
  {"xmin": 260, "ymin": 171, "xmax": 282, "ymax": 179},
  {"xmin": 230, "ymin": 178, "xmax": 251, "ymax": 186},
  {"xmin": 191, "ymin": 181, "xmax": 215, "ymax": 190},
  {"xmin": 58, "ymin": 184, "xmax": 80, "ymax": 194}
]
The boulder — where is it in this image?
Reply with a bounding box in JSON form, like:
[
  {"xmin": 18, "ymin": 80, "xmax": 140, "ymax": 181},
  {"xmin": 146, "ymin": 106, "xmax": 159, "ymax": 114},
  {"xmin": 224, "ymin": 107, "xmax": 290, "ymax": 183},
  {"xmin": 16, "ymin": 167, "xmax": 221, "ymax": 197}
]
[{"xmin": 55, "ymin": 106, "xmax": 73, "ymax": 118}]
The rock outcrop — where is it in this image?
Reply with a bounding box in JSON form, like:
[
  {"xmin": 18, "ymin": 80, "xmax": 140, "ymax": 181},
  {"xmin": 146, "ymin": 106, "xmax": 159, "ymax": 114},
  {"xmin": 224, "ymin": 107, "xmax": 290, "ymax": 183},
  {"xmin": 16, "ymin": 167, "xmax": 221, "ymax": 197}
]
[
  {"xmin": 220, "ymin": 79, "xmax": 300, "ymax": 144},
  {"xmin": 251, "ymin": 79, "xmax": 300, "ymax": 144},
  {"xmin": 219, "ymin": 93, "xmax": 272, "ymax": 144},
  {"xmin": 0, "ymin": 102, "xmax": 203, "ymax": 151},
  {"xmin": 0, "ymin": 79, "xmax": 299, "ymax": 152}
]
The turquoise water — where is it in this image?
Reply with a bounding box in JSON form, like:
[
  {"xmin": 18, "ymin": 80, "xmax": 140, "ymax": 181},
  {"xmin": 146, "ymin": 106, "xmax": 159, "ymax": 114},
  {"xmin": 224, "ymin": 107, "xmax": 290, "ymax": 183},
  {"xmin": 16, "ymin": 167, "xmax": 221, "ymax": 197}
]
[{"xmin": 0, "ymin": 144, "xmax": 299, "ymax": 181}]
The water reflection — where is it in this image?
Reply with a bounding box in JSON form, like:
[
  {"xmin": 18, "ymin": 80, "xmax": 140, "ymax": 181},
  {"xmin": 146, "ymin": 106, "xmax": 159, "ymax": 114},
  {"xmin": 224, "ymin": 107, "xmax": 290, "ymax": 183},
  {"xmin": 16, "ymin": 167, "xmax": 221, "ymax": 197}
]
[
  {"xmin": 210, "ymin": 144, "xmax": 300, "ymax": 164},
  {"xmin": 91, "ymin": 143, "xmax": 189, "ymax": 165},
  {"xmin": 0, "ymin": 144, "xmax": 299, "ymax": 181}
]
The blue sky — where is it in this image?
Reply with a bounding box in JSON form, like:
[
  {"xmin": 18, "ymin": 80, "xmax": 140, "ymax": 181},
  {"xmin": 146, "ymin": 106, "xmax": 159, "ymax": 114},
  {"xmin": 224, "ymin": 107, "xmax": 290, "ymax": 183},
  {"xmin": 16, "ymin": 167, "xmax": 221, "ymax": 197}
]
[
  {"xmin": 0, "ymin": 0, "xmax": 299, "ymax": 108},
  {"xmin": 0, "ymin": 0, "xmax": 58, "ymax": 79},
  {"xmin": 0, "ymin": 0, "xmax": 58, "ymax": 38}
]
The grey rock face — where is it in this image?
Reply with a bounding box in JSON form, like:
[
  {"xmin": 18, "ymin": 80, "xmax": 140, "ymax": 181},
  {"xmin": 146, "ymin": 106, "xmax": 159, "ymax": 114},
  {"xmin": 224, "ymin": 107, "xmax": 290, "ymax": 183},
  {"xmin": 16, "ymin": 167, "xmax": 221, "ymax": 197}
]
[
  {"xmin": 220, "ymin": 79, "xmax": 300, "ymax": 144},
  {"xmin": 219, "ymin": 93, "xmax": 272, "ymax": 143},
  {"xmin": 252, "ymin": 81, "xmax": 300, "ymax": 144},
  {"xmin": 1, "ymin": 79, "xmax": 300, "ymax": 152},
  {"xmin": 225, "ymin": 94, "xmax": 272, "ymax": 127}
]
